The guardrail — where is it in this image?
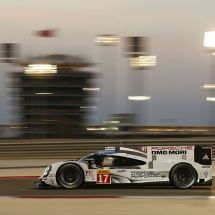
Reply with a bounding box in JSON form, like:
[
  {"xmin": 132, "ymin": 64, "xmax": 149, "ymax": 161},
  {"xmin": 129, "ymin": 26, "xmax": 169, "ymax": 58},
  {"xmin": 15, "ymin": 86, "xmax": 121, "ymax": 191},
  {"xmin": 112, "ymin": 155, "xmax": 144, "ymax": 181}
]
[{"xmin": 0, "ymin": 138, "xmax": 215, "ymax": 160}]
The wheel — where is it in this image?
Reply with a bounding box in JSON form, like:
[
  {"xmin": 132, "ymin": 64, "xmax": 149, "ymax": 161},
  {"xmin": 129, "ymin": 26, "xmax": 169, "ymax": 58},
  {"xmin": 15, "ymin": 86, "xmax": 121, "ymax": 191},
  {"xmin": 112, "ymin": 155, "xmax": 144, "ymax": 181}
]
[
  {"xmin": 57, "ymin": 164, "xmax": 84, "ymax": 189},
  {"xmin": 170, "ymin": 163, "xmax": 197, "ymax": 189}
]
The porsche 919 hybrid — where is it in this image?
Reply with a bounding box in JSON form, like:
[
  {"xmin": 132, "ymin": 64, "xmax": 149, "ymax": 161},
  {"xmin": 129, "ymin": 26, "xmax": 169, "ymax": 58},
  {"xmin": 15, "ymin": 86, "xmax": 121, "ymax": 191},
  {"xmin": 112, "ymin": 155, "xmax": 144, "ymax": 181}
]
[{"xmin": 36, "ymin": 145, "xmax": 212, "ymax": 189}]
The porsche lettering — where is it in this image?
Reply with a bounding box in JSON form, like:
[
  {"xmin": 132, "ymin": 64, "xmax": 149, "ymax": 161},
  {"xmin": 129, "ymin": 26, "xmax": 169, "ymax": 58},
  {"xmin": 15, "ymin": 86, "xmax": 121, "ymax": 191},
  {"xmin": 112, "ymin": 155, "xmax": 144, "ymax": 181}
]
[{"xmin": 151, "ymin": 146, "xmax": 192, "ymax": 150}]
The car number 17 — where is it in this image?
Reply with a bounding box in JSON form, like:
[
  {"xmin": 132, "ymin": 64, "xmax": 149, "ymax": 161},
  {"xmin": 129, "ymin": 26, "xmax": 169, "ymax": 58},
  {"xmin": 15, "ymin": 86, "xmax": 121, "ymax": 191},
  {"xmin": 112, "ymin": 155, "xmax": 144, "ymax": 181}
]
[{"xmin": 96, "ymin": 170, "xmax": 111, "ymax": 184}]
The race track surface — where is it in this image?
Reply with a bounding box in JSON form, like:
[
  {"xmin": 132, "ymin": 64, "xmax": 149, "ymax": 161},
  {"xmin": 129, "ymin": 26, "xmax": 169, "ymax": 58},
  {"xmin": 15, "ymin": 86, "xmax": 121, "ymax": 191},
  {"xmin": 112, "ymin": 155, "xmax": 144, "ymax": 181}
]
[
  {"xmin": 1, "ymin": 177, "xmax": 215, "ymax": 215},
  {"xmin": 0, "ymin": 177, "xmax": 214, "ymax": 197}
]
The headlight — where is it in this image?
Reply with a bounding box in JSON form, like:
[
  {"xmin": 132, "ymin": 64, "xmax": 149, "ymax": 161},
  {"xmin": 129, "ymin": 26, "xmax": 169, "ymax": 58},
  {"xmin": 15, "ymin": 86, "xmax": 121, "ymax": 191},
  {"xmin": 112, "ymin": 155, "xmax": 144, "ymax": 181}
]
[{"xmin": 42, "ymin": 165, "xmax": 52, "ymax": 177}]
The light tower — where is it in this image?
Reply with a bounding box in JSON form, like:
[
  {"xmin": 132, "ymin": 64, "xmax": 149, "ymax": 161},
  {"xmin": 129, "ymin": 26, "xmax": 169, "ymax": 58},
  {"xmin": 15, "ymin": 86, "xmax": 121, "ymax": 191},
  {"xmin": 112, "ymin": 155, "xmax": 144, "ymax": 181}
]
[
  {"xmin": 94, "ymin": 34, "xmax": 120, "ymax": 124},
  {"xmin": 123, "ymin": 36, "xmax": 156, "ymax": 125},
  {"xmin": 203, "ymin": 31, "xmax": 215, "ymax": 126}
]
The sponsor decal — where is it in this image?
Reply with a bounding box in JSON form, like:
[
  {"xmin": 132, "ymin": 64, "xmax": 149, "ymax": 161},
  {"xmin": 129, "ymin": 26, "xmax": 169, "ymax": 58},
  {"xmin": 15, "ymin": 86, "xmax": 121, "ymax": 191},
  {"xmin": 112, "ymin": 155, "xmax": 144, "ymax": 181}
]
[
  {"xmin": 131, "ymin": 171, "xmax": 161, "ymax": 178},
  {"xmin": 152, "ymin": 150, "xmax": 187, "ymax": 155},
  {"xmin": 203, "ymin": 171, "xmax": 208, "ymax": 178},
  {"xmin": 202, "ymin": 154, "xmax": 209, "ymax": 160},
  {"xmin": 105, "ymin": 147, "xmax": 115, "ymax": 150},
  {"xmin": 117, "ymin": 170, "xmax": 126, "ymax": 173},
  {"xmin": 141, "ymin": 147, "xmax": 147, "ymax": 153},
  {"xmin": 202, "ymin": 165, "xmax": 210, "ymax": 168},
  {"xmin": 151, "ymin": 146, "xmax": 192, "ymax": 155},
  {"xmin": 97, "ymin": 170, "xmax": 110, "ymax": 174},
  {"xmin": 96, "ymin": 170, "xmax": 111, "ymax": 184},
  {"xmin": 85, "ymin": 170, "xmax": 92, "ymax": 176}
]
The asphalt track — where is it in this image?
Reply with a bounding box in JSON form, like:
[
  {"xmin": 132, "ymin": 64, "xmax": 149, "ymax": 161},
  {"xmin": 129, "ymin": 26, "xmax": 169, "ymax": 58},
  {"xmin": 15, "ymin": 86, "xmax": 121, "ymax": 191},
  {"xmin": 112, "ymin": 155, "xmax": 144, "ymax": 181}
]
[
  {"xmin": 1, "ymin": 175, "xmax": 215, "ymax": 215},
  {"xmin": 0, "ymin": 177, "xmax": 215, "ymax": 197}
]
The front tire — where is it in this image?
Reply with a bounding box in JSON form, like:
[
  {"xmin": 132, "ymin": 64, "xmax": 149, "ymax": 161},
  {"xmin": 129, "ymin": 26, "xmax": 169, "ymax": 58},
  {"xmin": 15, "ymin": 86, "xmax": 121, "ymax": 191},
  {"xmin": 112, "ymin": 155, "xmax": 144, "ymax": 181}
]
[
  {"xmin": 57, "ymin": 164, "xmax": 84, "ymax": 189},
  {"xmin": 170, "ymin": 163, "xmax": 197, "ymax": 189}
]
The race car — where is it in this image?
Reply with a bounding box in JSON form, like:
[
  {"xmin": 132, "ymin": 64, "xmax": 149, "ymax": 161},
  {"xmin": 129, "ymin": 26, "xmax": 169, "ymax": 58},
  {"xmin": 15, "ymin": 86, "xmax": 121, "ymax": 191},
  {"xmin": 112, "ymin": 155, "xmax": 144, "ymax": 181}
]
[{"xmin": 36, "ymin": 145, "xmax": 212, "ymax": 189}]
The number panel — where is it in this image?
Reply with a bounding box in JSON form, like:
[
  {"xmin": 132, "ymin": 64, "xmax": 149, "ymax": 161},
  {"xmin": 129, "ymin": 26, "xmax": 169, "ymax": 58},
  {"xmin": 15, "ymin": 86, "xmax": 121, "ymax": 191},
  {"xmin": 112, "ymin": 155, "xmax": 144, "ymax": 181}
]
[{"xmin": 96, "ymin": 170, "xmax": 111, "ymax": 184}]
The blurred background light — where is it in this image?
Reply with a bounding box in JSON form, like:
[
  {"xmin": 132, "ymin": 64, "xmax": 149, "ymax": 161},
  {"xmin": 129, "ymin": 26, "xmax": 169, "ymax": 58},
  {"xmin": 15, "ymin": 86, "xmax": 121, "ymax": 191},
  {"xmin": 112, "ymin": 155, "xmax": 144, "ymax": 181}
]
[
  {"xmin": 24, "ymin": 64, "xmax": 57, "ymax": 74},
  {"xmin": 206, "ymin": 97, "xmax": 215, "ymax": 101},
  {"xmin": 82, "ymin": 88, "xmax": 100, "ymax": 91},
  {"xmin": 35, "ymin": 93, "xmax": 54, "ymax": 95},
  {"xmin": 201, "ymin": 84, "xmax": 215, "ymax": 89},
  {"xmin": 128, "ymin": 96, "xmax": 151, "ymax": 101},
  {"xmin": 103, "ymin": 121, "xmax": 120, "ymax": 123},
  {"xmin": 94, "ymin": 35, "xmax": 120, "ymax": 46},
  {"xmin": 101, "ymin": 127, "xmax": 118, "ymax": 130},
  {"xmin": 129, "ymin": 55, "xmax": 156, "ymax": 69},
  {"xmin": 204, "ymin": 31, "xmax": 215, "ymax": 48},
  {"xmin": 80, "ymin": 106, "xmax": 97, "ymax": 108}
]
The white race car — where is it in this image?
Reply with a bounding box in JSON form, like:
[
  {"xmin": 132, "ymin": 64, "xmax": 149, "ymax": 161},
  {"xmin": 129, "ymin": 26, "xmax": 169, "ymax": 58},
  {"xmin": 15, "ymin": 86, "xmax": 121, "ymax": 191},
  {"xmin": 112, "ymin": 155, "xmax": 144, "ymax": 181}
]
[{"xmin": 36, "ymin": 145, "xmax": 212, "ymax": 189}]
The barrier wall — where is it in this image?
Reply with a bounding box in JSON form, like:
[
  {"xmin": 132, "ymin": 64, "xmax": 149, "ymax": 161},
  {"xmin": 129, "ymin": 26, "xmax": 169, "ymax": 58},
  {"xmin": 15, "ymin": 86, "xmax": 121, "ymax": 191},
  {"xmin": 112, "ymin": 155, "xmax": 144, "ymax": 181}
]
[{"xmin": 0, "ymin": 138, "xmax": 214, "ymax": 160}]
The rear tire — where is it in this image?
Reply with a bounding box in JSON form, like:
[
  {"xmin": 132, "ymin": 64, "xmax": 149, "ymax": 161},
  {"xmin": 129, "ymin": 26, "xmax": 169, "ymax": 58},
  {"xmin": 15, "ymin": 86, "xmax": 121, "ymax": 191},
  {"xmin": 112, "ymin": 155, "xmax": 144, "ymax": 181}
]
[
  {"xmin": 170, "ymin": 163, "xmax": 197, "ymax": 189},
  {"xmin": 57, "ymin": 164, "xmax": 84, "ymax": 189}
]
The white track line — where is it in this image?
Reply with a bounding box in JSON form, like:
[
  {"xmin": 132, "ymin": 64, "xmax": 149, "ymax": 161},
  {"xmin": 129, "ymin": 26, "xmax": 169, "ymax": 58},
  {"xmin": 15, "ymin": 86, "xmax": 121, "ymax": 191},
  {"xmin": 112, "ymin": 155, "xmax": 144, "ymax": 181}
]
[{"xmin": 0, "ymin": 196, "xmax": 14, "ymax": 199}]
